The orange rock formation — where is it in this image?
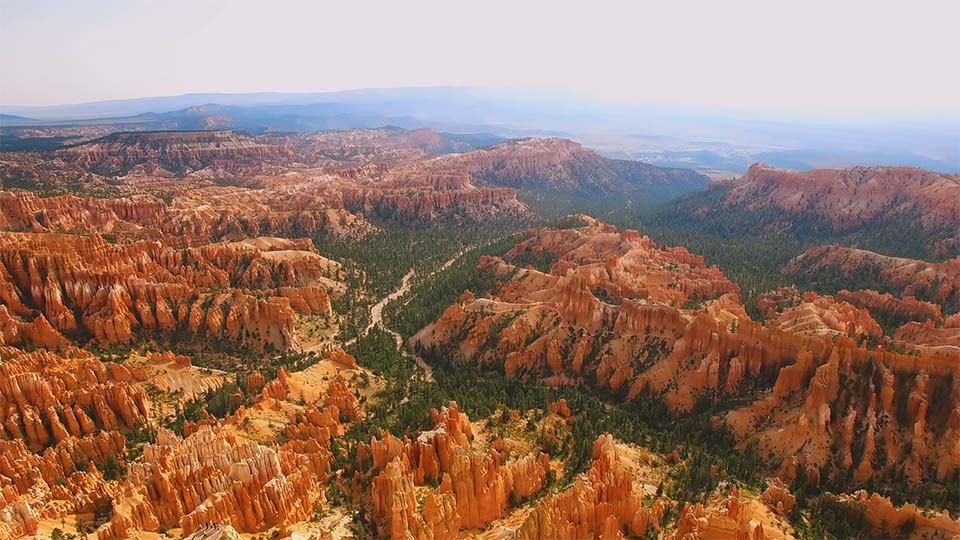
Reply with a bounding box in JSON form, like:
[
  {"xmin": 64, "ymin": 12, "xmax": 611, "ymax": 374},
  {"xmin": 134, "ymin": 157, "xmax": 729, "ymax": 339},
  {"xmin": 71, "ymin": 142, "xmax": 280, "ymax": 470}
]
[
  {"xmin": 0, "ymin": 232, "xmax": 335, "ymax": 351},
  {"xmin": 515, "ymin": 434, "xmax": 666, "ymax": 540},
  {"xmin": 416, "ymin": 218, "xmax": 960, "ymax": 490},
  {"xmin": 723, "ymin": 164, "xmax": 960, "ymax": 256},
  {"xmin": 787, "ymin": 244, "xmax": 960, "ymax": 312},
  {"xmin": 364, "ymin": 403, "xmax": 550, "ymax": 539}
]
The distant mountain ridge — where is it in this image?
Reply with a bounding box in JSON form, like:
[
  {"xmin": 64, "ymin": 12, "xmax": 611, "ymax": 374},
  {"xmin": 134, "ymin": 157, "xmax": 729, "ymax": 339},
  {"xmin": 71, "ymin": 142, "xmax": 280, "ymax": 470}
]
[
  {"xmin": 4, "ymin": 88, "xmax": 957, "ymax": 175},
  {"xmin": 662, "ymin": 163, "xmax": 960, "ymax": 258},
  {"xmin": 55, "ymin": 130, "xmax": 290, "ymax": 176},
  {"xmin": 459, "ymin": 137, "xmax": 708, "ymax": 197},
  {"xmin": 1, "ymin": 127, "xmax": 706, "ymax": 218}
]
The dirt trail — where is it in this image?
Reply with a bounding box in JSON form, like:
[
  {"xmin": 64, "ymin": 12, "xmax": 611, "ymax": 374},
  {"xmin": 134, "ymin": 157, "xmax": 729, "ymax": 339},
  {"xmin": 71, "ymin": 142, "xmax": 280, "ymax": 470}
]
[
  {"xmin": 340, "ymin": 248, "xmax": 468, "ymax": 380},
  {"xmin": 366, "ymin": 268, "xmax": 416, "ymax": 343}
]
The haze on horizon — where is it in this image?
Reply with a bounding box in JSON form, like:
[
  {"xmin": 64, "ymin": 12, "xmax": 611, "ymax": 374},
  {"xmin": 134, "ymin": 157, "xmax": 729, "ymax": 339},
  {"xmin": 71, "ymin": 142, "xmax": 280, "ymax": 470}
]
[{"xmin": 2, "ymin": 0, "xmax": 959, "ymax": 113}]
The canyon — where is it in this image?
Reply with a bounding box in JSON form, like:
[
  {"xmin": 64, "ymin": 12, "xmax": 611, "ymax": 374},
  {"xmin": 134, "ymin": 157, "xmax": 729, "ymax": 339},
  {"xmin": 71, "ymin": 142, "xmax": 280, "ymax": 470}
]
[
  {"xmin": 0, "ymin": 126, "xmax": 958, "ymax": 540},
  {"xmin": 415, "ymin": 216, "xmax": 960, "ymax": 531}
]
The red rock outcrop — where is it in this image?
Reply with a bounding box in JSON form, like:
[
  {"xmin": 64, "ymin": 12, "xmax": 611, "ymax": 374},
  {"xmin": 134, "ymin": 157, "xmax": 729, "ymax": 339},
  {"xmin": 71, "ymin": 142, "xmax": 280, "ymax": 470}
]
[
  {"xmin": 673, "ymin": 486, "xmax": 770, "ymax": 540},
  {"xmin": 370, "ymin": 458, "xmax": 460, "ymax": 540},
  {"xmin": 157, "ymin": 185, "xmax": 375, "ymax": 245},
  {"xmin": 0, "ymin": 346, "xmax": 148, "ymax": 452},
  {"xmin": 325, "ymin": 348, "xmax": 358, "ymax": 369},
  {"xmin": 415, "ymin": 218, "xmax": 740, "ymax": 397},
  {"xmin": 515, "ymin": 434, "xmax": 666, "ymax": 540},
  {"xmin": 417, "ymin": 217, "xmax": 960, "ymax": 490},
  {"xmin": 827, "ymin": 491, "xmax": 960, "ymax": 538},
  {"xmin": 760, "ymin": 481, "xmax": 796, "ymax": 514},
  {"xmin": 0, "ymin": 190, "xmax": 166, "ymax": 238},
  {"xmin": 0, "ymin": 232, "xmax": 337, "ymax": 351},
  {"xmin": 895, "ymin": 313, "xmax": 960, "ymax": 352},
  {"xmin": 0, "ymin": 500, "xmax": 39, "ymax": 538},
  {"xmin": 425, "ymin": 137, "xmax": 708, "ymax": 195},
  {"xmin": 0, "ymin": 432, "xmax": 125, "ymax": 514},
  {"xmin": 767, "ymin": 292, "xmax": 882, "ymax": 339},
  {"xmin": 0, "ymin": 345, "xmax": 154, "ymax": 537},
  {"xmin": 181, "ymin": 523, "xmax": 242, "ymax": 540},
  {"xmin": 836, "ymin": 289, "xmax": 944, "ymax": 326},
  {"xmin": 787, "ymin": 245, "xmax": 960, "ymax": 312},
  {"xmin": 722, "ymin": 164, "xmax": 960, "ymax": 256},
  {"xmin": 415, "ymin": 217, "xmax": 739, "ymax": 399},
  {"xmin": 101, "ymin": 425, "xmax": 331, "ymax": 538},
  {"xmin": 365, "ymin": 403, "xmax": 550, "ymax": 539}
]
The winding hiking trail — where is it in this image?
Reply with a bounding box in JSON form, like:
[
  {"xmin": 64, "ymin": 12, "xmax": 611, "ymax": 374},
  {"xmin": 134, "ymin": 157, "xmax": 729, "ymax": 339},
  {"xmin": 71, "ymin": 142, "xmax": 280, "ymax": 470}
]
[
  {"xmin": 344, "ymin": 247, "xmax": 470, "ymax": 379},
  {"xmin": 364, "ymin": 268, "xmax": 415, "ymax": 344},
  {"xmin": 372, "ymin": 248, "xmax": 466, "ymax": 338}
]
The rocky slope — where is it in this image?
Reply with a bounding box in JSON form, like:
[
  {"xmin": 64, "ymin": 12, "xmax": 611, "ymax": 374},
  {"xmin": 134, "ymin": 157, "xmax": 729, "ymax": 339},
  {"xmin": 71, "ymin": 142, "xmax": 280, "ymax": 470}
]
[
  {"xmin": 1, "ymin": 127, "xmax": 711, "ymax": 232},
  {"xmin": 0, "ymin": 191, "xmax": 165, "ymax": 236},
  {"xmin": 787, "ymin": 244, "xmax": 960, "ymax": 313},
  {"xmin": 0, "ymin": 346, "xmax": 148, "ymax": 452},
  {"xmin": 430, "ymin": 137, "xmax": 709, "ymax": 197},
  {"xmin": 0, "ymin": 342, "xmax": 367, "ymax": 540},
  {"xmin": 675, "ymin": 163, "xmax": 960, "ymax": 257},
  {"xmin": 415, "ymin": 217, "xmax": 960, "ymax": 494},
  {"xmin": 0, "ymin": 347, "xmax": 147, "ymax": 538},
  {"xmin": 513, "ymin": 434, "xmax": 670, "ymax": 540},
  {"xmin": 762, "ymin": 290, "xmax": 883, "ymax": 339},
  {"xmin": 895, "ymin": 313, "xmax": 960, "ymax": 353},
  {"xmin": 0, "ymin": 232, "xmax": 337, "ymax": 351},
  {"xmin": 55, "ymin": 130, "xmax": 292, "ymax": 176},
  {"xmin": 363, "ymin": 402, "xmax": 550, "ymax": 537}
]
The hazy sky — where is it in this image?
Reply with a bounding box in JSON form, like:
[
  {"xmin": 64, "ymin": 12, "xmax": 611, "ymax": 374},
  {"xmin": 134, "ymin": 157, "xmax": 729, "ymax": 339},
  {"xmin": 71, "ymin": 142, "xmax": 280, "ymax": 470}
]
[{"xmin": 2, "ymin": 0, "xmax": 959, "ymax": 108}]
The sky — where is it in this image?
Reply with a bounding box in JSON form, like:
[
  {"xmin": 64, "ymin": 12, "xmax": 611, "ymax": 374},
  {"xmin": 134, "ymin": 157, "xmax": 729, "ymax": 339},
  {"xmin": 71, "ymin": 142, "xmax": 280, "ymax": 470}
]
[{"xmin": 2, "ymin": 0, "xmax": 959, "ymax": 109}]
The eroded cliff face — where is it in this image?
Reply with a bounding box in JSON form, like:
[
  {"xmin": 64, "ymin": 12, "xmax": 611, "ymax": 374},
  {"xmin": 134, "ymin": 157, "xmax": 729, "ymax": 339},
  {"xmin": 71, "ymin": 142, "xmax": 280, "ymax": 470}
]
[
  {"xmin": 54, "ymin": 131, "xmax": 292, "ymax": 176},
  {"xmin": 427, "ymin": 138, "xmax": 708, "ymax": 195},
  {"xmin": 0, "ymin": 191, "xmax": 166, "ymax": 237},
  {"xmin": 826, "ymin": 491, "xmax": 960, "ymax": 538},
  {"xmin": 0, "ymin": 346, "xmax": 147, "ymax": 538},
  {"xmin": 355, "ymin": 402, "xmax": 551, "ymax": 539},
  {"xmin": 0, "ymin": 328, "xmax": 373, "ymax": 539},
  {"xmin": 415, "ymin": 217, "xmax": 738, "ymax": 396},
  {"xmin": 1, "ymin": 128, "xmax": 535, "ymax": 233},
  {"xmin": 895, "ymin": 314, "xmax": 960, "ymax": 352},
  {"xmin": 415, "ymin": 218, "xmax": 960, "ymax": 492},
  {"xmin": 97, "ymin": 385, "xmax": 352, "ymax": 539},
  {"xmin": 721, "ymin": 164, "xmax": 960, "ymax": 257},
  {"xmin": 0, "ymin": 346, "xmax": 149, "ymax": 452},
  {"xmin": 99, "ymin": 425, "xmax": 329, "ymax": 538},
  {"xmin": 514, "ymin": 434, "xmax": 667, "ymax": 540},
  {"xmin": 787, "ymin": 244, "xmax": 960, "ymax": 312},
  {"xmin": 836, "ymin": 289, "xmax": 944, "ymax": 327},
  {"xmin": 0, "ymin": 186, "xmax": 372, "ymax": 245},
  {"xmin": 0, "ymin": 232, "xmax": 336, "ymax": 351},
  {"xmin": 764, "ymin": 291, "xmax": 883, "ymax": 339}
]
